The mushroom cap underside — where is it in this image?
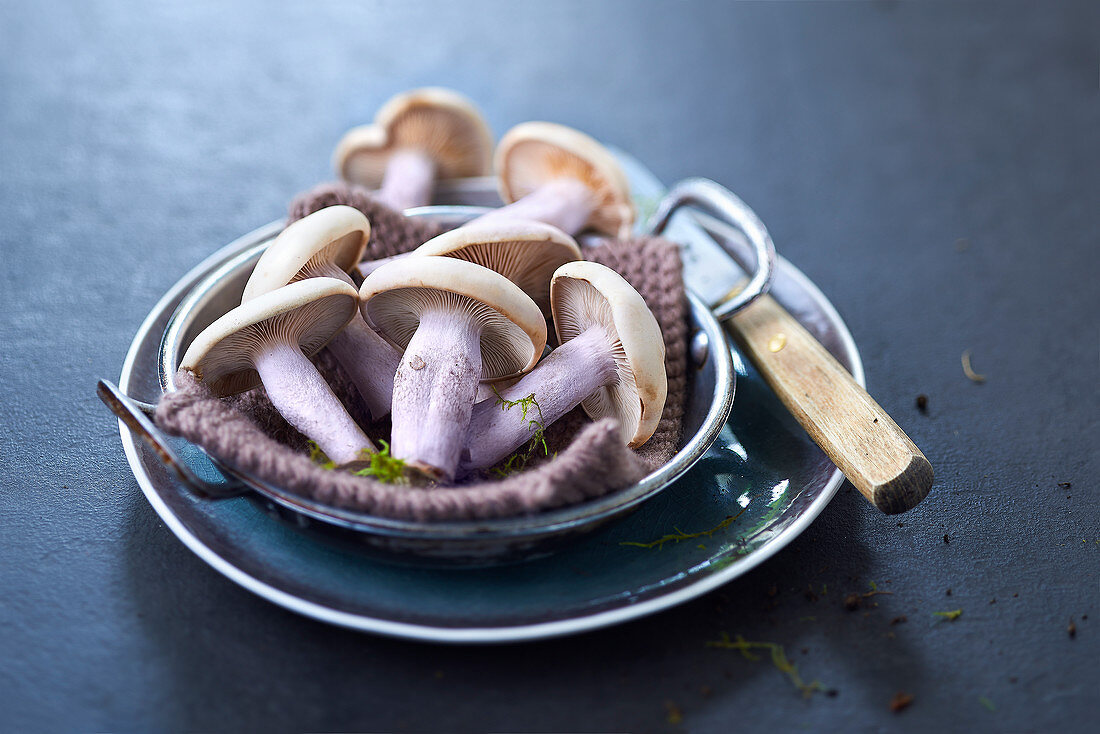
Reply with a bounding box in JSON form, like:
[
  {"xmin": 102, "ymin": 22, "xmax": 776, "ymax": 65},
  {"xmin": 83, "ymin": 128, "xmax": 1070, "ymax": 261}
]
[
  {"xmin": 495, "ymin": 121, "xmax": 635, "ymax": 239},
  {"xmin": 551, "ymin": 260, "xmax": 667, "ymax": 447},
  {"xmin": 334, "ymin": 87, "xmax": 493, "ymax": 187},
  {"xmin": 181, "ymin": 277, "xmax": 359, "ymax": 397},
  {"xmin": 359, "ymin": 256, "xmax": 546, "ymax": 380},
  {"xmin": 412, "ymin": 220, "xmax": 581, "ymax": 316}
]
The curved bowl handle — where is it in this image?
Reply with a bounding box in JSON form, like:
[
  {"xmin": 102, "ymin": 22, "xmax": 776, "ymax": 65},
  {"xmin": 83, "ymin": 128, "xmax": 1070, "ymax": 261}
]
[
  {"xmin": 97, "ymin": 380, "xmax": 244, "ymax": 499},
  {"xmin": 646, "ymin": 178, "xmax": 777, "ymax": 321}
]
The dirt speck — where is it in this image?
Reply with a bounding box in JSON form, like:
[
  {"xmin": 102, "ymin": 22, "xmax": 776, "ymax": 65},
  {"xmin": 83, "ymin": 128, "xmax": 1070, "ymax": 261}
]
[{"xmin": 890, "ymin": 692, "xmax": 915, "ymax": 713}]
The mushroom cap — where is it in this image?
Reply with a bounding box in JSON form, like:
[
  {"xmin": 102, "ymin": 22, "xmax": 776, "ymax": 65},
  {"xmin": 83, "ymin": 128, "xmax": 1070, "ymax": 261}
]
[
  {"xmin": 181, "ymin": 278, "xmax": 359, "ymax": 397},
  {"xmin": 551, "ymin": 261, "xmax": 667, "ymax": 447},
  {"xmin": 333, "ymin": 87, "xmax": 493, "ymax": 188},
  {"xmin": 411, "ymin": 220, "xmax": 581, "ymax": 316},
  {"xmin": 242, "ymin": 205, "xmax": 369, "ymax": 301},
  {"xmin": 495, "ymin": 121, "xmax": 635, "ymax": 239},
  {"xmin": 360, "ymin": 256, "xmax": 546, "ymax": 381}
]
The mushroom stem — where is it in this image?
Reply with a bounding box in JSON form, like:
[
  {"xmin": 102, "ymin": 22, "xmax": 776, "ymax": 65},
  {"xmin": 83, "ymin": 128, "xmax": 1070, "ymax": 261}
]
[
  {"xmin": 389, "ymin": 307, "xmax": 483, "ymax": 480},
  {"xmin": 472, "ymin": 178, "xmax": 596, "ymax": 235},
  {"xmin": 459, "ymin": 325, "xmax": 617, "ymax": 473},
  {"xmin": 377, "ymin": 148, "xmax": 437, "ymax": 211},
  {"xmin": 253, "ymin": 340, "xmax": 377, "ymax": 465},
  {"xmin": 324, "ymin": 315, "xmax": 402, "ymax": 420}
]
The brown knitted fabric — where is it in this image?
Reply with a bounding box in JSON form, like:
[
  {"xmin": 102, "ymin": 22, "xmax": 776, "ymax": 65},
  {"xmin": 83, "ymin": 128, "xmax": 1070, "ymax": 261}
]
[
  {"xmin": 287, "ymin": 181, "xmax": 445, "ymax": 257},
  {"xmin": 155, "ymin": 188, "xmax": 688, "ymax": 521}
]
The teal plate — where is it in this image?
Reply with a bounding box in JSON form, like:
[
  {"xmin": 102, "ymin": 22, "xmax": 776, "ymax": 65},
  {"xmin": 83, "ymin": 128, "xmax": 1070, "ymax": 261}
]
[{"xmin": 114, "ymin": 157, "xmax": 863, "ymax": 643}]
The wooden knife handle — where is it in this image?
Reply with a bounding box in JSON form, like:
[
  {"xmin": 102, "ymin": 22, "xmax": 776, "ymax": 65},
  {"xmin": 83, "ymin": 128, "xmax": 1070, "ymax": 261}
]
[{"xmin": 726, "ymin": 294, "xmax": 933, "ymax": 514}]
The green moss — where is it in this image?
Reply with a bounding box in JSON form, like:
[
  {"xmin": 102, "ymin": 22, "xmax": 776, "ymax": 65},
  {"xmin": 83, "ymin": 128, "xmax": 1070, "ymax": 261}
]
[
  {"xmin": 707, "ymin": 632, "xmax": 822, "ymax": 698},
  {"xmin": 934, "ymin": 609, "xmax": 963, "ymax": 621},
  {"xmin": 490, "ymin": 388, "xmax": 552, "ymax": 478},
  {"xmin": 979, "ymin": 697, "xmax": 996, "ymax": 712},
  {"xmin": 307, "ymin": 439, "xmax": 408, "ymax": 485},
  {"xmin": 664, "ymin": 701, "xmax": 683, "ymax": 725},
  {"xmin": 494, "ymin": 387, "xmax": 540, "ymax": 423},
  {"xmin": 620, "ymin": 508, "xmax": 748, "ymax": 550},
  {"xmin": 352, "ymin": 440, "xmax": 407, "ymax": 484},
  {"xmin": 307, "ymin": 440, "xmax": 337, "ymax": 470}
]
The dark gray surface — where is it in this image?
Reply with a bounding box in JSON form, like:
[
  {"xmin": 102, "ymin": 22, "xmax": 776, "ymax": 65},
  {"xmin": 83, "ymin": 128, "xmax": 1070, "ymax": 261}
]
[{"xmin": 1, "ymin": 1, "xmax": 1096, "ymax": 731}]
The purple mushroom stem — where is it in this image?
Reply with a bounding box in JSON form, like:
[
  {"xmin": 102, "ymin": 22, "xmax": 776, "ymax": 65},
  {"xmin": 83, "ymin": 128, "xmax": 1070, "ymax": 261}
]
[
  {"xmin": 389, "ymin": 308, "xmax": 483, "ymax": 481},
  {"xmin": 376, "ymin": 148, "xmax": 437, "ymax": 211},
  {"xmin": 252, "ymin": 341, "xmax": 376, "ymax": 465},
  {"xmin": 323, "ymin": 315, "xmax": 402, "ymax": 420},
  {"xmin": 459, "ymin": 325, "xmax": 616, "ymax": 473},
  {"xmin": 299, "ymin": 263, "xmax": 402, "ymax": 420},
  {"xmin": 471, "ymin": 178, "xmax": 595, "ymax": 236}
]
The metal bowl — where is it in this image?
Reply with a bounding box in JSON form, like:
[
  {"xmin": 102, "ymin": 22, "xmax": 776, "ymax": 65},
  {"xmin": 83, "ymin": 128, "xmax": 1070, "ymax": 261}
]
[{"xmin": 102, "ymin": 178, "xmax": 777, "ymax": 565}]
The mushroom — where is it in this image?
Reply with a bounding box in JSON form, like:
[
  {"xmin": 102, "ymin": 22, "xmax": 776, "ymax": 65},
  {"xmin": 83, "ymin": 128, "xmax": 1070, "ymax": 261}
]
[
  {"xmin": 473, "ymin": 122, "xmax": 634, "ymax": 239},
  {"xmin": 357, "ymin": 252, "xmax": 409, "ymax": 279},
  {"xmin": 359, "ymin": 256, "xmax": 546, "ymax": 481},
  {"xmin": 180, "ymin": 278, "xmax": 377, "ymax": 466},
  {"xmin": 332, "ymin": 88, "xmax": 493, "ymax": 211},
  {"xmin": 458, "ymin": 261, "xmax": 666, "ymax": 474},
  {"xmin": 411, "ymin": 219, "xmax": 582, "ymax": 317},
  {"xmin": 242, "ymin": 205, "xmax": 401, "ymax": 420},
  {"xmin": 357, "ymin": 215, "xmax": 582, "ymax": 290}
]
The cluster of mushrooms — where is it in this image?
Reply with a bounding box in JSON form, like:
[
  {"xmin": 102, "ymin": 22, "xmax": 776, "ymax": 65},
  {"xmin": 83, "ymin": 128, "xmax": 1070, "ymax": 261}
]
[{"xmin": 180, "ymin": 88, "xmax": 667, "ymax": 484}]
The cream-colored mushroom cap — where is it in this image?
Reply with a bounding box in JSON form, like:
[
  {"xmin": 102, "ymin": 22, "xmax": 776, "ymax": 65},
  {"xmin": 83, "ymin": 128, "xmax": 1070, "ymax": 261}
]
[
  {"xmin": 411, "ymin": 220, "xmax": 581, "ymax": 316},
  {"xmin": 360, "ymin": 256, "xmax": 546, "ymax": 380},
  {"xmin": 551, "ymin": 261, "xmax": 666, "ymax": 447},
  {"xmin": 242, "ymin": 205, "xmax": 369, "ymax": 302},
  {"xmin": 181, "ymin": 278, "xmax": 359, "ymax": 397},
  {"xmin": 333, "ymin": 88, "xmax": 493, "ymax": 187},
  {"xmin": 495, "ymin": 121, "xmax": 635, "ymax": 239}
]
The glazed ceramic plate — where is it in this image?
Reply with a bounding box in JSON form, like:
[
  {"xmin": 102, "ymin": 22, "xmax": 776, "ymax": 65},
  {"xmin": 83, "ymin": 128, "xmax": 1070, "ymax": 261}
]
[{"xmin": 114, "ymin": 155, "xmax": 863, "ymax": 643}]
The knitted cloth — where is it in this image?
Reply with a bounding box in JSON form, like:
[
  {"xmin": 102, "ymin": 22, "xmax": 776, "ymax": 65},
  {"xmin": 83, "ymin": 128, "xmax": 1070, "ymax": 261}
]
[
  {"xmin": 156, "ymin": 184, "xmax": 688, "ymax": 521},
  {"xmin": 287, "ymin": 181, "xmax": 446, "ymax": 257}
]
